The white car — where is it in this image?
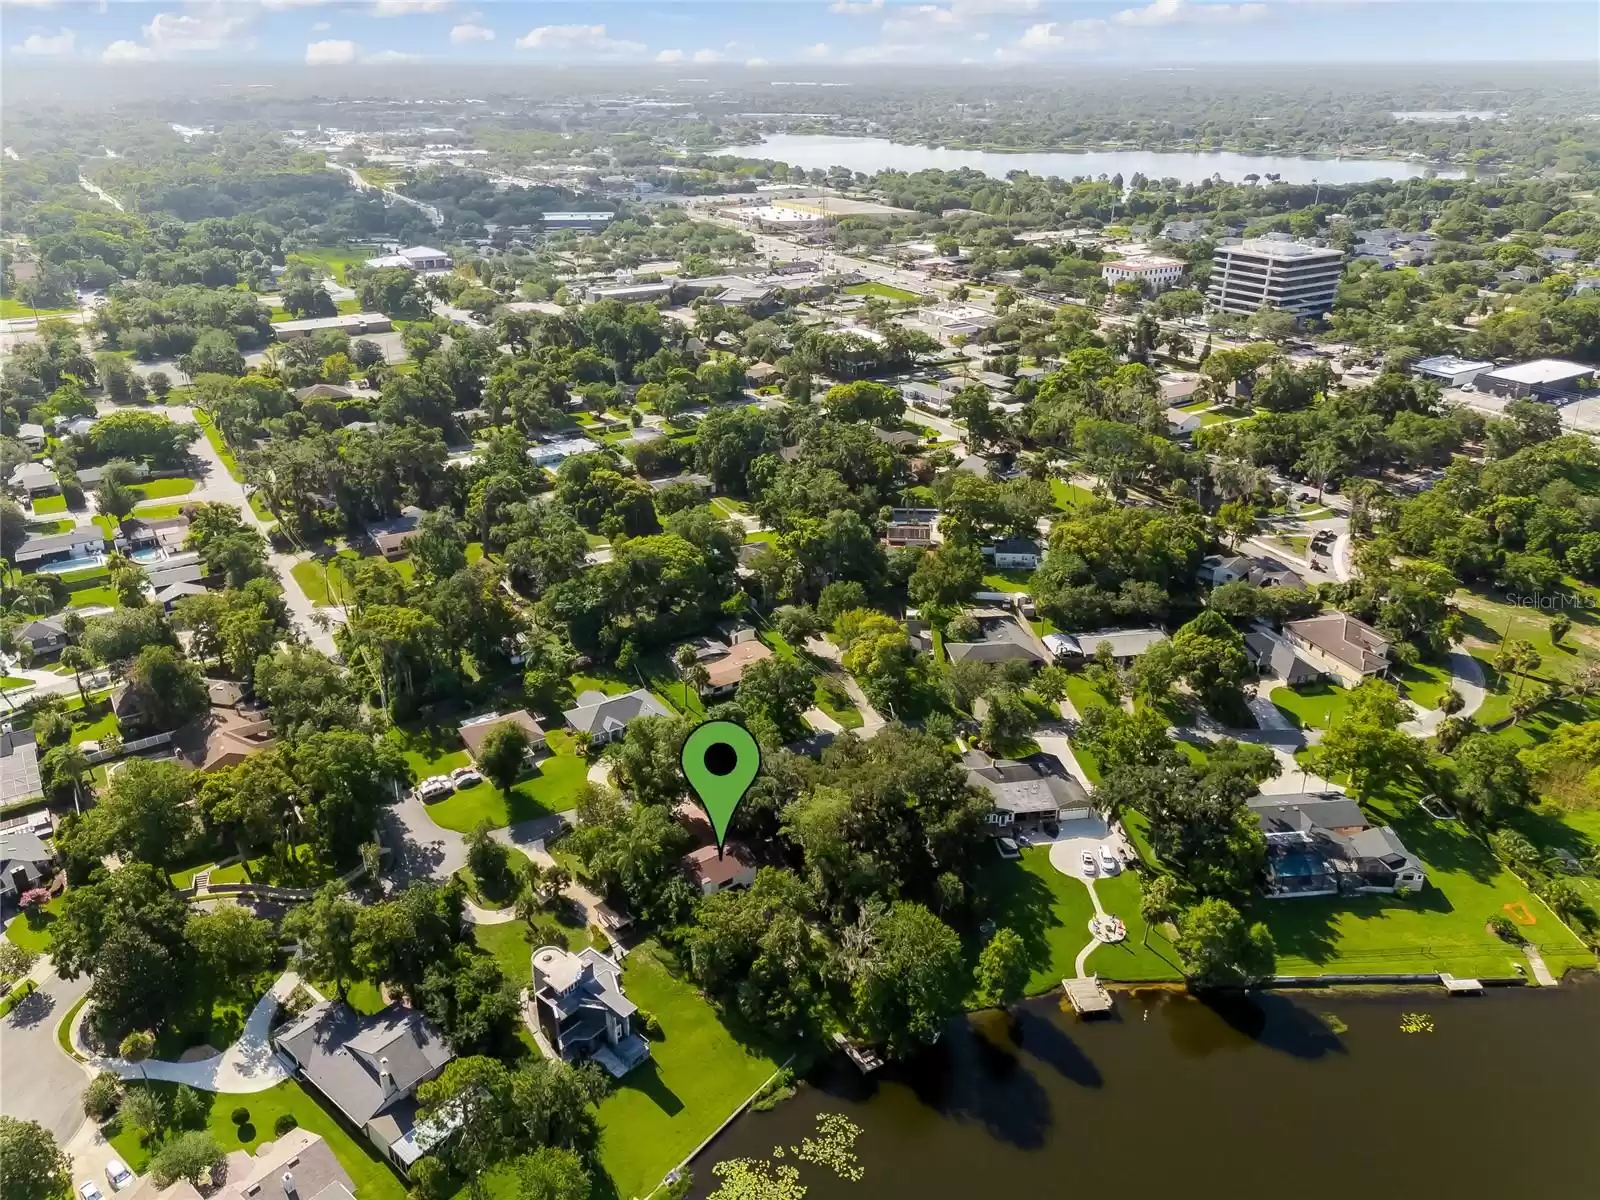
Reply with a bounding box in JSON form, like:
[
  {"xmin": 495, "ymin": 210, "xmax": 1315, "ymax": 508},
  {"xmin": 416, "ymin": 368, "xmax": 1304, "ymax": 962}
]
[
  {"xmin": 415, "ymin": 776, "xmax": 455, "ymax": 802},
  {"xmin": 1080, "ymin": 850, "xmax": 1098, "ymax": 876},
  {"xmin": 450, "ymin": 766, "xmax": 484, "ymax": 789},
  {"xmin": 80, "ymin": 1183, "xmax": 105, "ymax": 1200},
  {"xmin": 1099, "ymin": 845, "xmax": 1119, "ymax": 874},
  {"xmin": 105, "ymin": 1161, "xmax": 133, "ymax": 1192}
]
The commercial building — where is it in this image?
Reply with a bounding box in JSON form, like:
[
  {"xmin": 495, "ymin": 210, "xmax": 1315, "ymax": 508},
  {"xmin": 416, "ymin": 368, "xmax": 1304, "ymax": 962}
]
[
  {"xmin": 540, "ymin": 211, "xmax": 616, "ymax": 230},
  {"xmin": 1207, "ymin": 235, "xmax": 1345, "ymax": 318},
  {"xmin": 274, "ymin": 312, "xmax": 393, "ymax": 340},
  {"xmin": 1100, "ymin": 256, "xmax": 1186, "ymax": 291},
  {"xmin": 366, "ymin": 245, "xmax": 452, "ymax": 271},
  {"xmin": 918, "ymin": 303, "xmax": 998, "ymax": 338},
  {"xmin": 738, "ymin": 206, "xmax": 829, "ymax": 233},
  {"xmin": 1476, "ymin": 358, "xmax": 1596, "ymax": 402},
  {"xmin": 1412, "ymin": 355, "xmax": 1494, "ymax": 388}
]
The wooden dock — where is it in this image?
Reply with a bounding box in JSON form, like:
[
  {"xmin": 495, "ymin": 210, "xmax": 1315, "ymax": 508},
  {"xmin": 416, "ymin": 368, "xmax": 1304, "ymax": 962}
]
[
  {"xmin": 1440, "ymin": 974, "xmax": 1483, "ymax": 995},
  {"xmin": 833, "ymin": 1031, "xmax": 885, "ymax": 1072},
  {"xmin": 1062, "ymin": 976, "xmax": 1113, "ymax": 1015}
]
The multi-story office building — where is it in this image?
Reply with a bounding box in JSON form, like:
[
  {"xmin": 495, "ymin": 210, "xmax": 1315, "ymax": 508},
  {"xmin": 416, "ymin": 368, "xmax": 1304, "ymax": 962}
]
[{"xmin": 1206, "ymin": 235, "xmax": 1344, "ymax": 318}]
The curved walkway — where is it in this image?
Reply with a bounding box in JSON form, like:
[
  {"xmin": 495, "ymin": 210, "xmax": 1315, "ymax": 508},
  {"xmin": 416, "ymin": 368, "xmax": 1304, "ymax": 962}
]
[
  {"xmin": 75, "ymin": 971, "xmax": 310, "ymax": 1093},
  {"xmin": 1400, "ymin": 648, "xmax": 1487, "ymax": 737}
]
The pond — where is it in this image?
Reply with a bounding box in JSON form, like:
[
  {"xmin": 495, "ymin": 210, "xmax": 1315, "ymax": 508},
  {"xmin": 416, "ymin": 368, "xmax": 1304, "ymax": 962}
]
[
  {"xmin": 688, "ymin": 981, "xmax": 1599, "ymax": 1200},
  {"xmin": 715, "ymin": 134, "xmax": 1462, "ymax": 186}
]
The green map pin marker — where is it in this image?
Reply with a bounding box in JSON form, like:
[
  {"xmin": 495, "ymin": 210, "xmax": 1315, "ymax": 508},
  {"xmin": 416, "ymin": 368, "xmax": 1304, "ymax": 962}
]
[{"xmin": 680, "ymin": 719, "xmax": 761, "ymax": 856}]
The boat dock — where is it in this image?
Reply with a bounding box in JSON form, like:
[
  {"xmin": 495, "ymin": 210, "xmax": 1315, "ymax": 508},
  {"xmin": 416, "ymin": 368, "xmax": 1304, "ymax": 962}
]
[
  {"xmin": 1062, "ymin": 975, "xmax": 1114, "ymax": 1015},
  {"xmin": 1440, "ymin": 974, "xmax": 1484, "ymax": 995},
  {"xmin": 833, "ymin": 1031, "xmax": 885, "ymax": 1072}
]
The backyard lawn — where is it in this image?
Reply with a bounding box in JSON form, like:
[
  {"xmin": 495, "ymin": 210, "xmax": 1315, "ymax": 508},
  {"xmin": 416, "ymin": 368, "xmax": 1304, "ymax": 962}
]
[
  {"xmin": 1257, "ymin": 784, "xmax": 1594, "ymax": 979},
  {"xmin": 30, "ymin": 494, "xmax": 68, "ymax": 515},
  {"xmin": 971, "ymin": 847, "xmax": 1098, "ymax": 995},
  {"xmin": 590, "ymin": 942, "xmax": 783, "ymax": 1200},
  {"xmin": 1270, "ymin": 680, "xmax": 1351, "ymax": 730},
  {"xmin": 1050, "ymin": 478, "xmax": 1099, "ymax": 510},
  {"xmin": 130, "ymin": 501, "xmax": 189, "ymax": 520},
  {"xmin": 1084, "ymin": 869, "xmax": 1184, "ymax": 982},
  {"xmin": 4, "ymin": 896, "xmax": 63, "ymax": 953},
  {"xmin": 68, "ymin": 585, "xmax": 120, "ymax": 610},
  {"xmin": 421, "ymin": 731, "xmax": 591, "ymax": 833},
  {"xmin": 129, "ymin": 477, "xmax": 197, "ymax": 501},
  {"xmin": 104, "ymin": 1080, "xmax": 406, "ymax": 1200},
  {"xmin": 844, "ymin": 280, "xmax": 921, "ymax": 302},
  {"xmin": 981, "ymin": 569, "xmax": 1033, "ymax": 593},
  {"xmin": 1397, "ymin": 659, "xmax": 1456, "ymax": 710}
]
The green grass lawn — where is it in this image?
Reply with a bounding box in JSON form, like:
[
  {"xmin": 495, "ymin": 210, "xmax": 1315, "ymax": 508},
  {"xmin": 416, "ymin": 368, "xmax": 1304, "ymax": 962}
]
[
  {"xmin": 4, "ymin": 896, "xmax": 64, "ymax": 953},
  {"xmin": 286, "ymin": 246, "xmax": 366, "ymax": 283},
  {"xmin": 590, "ymin": 943, "xmax": 783, "ymax": 1200},
  {"xmin": 812, "ymin": 679, "xmax": 863, "ymax": 730},
  {"xmin": 1267, "ymin": 534, "xmax": 1311, "ymax": 557},
  {"xmin": 70, "ymin": 709, "xmax": 120, "ymax": 745},
  {"xmin": 30, "ymin": 494, "xmax": 68, "ymax": 515},
  {"xmin": 0, "ymin": 298, "xmax": 76, "ymax": 318},
  {"xmin": 167, "ymin": 858, "xmax": 248, "ymax": 890},
  {"xmin": 1455, "ymin": 583, "xmax": 1600, "ymax": 726},
  {"xmin": 980, "ymin": 569, "xmax": 1033, "ymax": 593},
  {"xmin": 1398, "ymin": 659, "xmax": 1455, "ymax": 710},
  {"xmin": 1257, "ymin": 783, "xmax": 1594, "ymax": 979},
  {"xmin": 1050, "ymin": 478, "xmax": 1099, "ymax": 510},
  {"xmin": 129, "ymin": 477, "xmax": 197, "ymax": 501},
  {"xmin": 0, "ymin": 676, "xmax": 32, "ymax": 691},
  {"xmin": 290, "ymin": 558, "xmax": 346, "ymax": 606},
  {"xmin": 845, "ymin": 281, "xmax": 921, "ymax": 302},
  {"xmin": 131, "ymin": 501, "xmax": 189, "ymax": 520},
  {"xmin": 971, "ymin": 847, "xmax": 1097, "ymax": 994},
  {"xmin": 1270, "ymin": 680, "xmax": 1351, "ymax": 730},
  {"xmin": 194, "ymin": 409, "xmax": 242, "ymax": 481},
  {"xmin": 104, "ymin": 1080, "xmax": 406, "ymax": 1200},
  {"xmin": 68, "ymin": 586, "xmax": 119, "ymax": 609},
  {"xmin": 420, "ymin": 731, "xmax": 590, "ymax": 833},
  {"xmin": 1084, "ymin": 869, "xmax": 1184, "ymax": 982},
  {"xmin": 25, "ymin": 518, "xmax": 75, "ymax": 535}
]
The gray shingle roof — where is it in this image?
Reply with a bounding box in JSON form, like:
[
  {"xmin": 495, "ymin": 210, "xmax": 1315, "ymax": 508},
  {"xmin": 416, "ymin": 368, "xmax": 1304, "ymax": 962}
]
[
  {"xmin": 562, "ymin": 688, "xmax": 669, "ymax": 736},
  {"xmin": 274, "ymin": 1002, "xmax": 452, "ymax": 1128}
]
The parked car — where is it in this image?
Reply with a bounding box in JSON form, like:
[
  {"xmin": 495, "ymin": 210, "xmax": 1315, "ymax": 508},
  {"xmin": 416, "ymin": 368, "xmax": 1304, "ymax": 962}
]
[
  {"xmin": 80, "ymin": 1183, "xmax": 104, "ymax": 1200},
  {"xmin": 450, "ymin": 766, "xmax": 484, "ymax": 789},
  {"xmin": 415, "ymin": 776, "xmax": 455, "ymax": 803},
  {"xmin": 105, "ymin": 1161, "xmax": 133, "ymax": 1192},
  {"xmin": 1099, "ymin": 845, "xmax": 1119, "ymax": 874},
  {"xmin": 1080, "ymin": 850, "xmax": 1098, "ymax": 876}
]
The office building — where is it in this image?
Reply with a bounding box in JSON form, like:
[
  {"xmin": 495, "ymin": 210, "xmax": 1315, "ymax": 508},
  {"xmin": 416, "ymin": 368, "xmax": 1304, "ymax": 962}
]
[{"xmin": 1207, "ymin": 235, "xmax": 1344, "ymax": 318}]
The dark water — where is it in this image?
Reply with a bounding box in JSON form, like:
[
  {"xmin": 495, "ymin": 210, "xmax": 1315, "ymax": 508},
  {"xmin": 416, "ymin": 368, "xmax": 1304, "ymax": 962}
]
[{"xmin": 689, "ymin": 983, "xmax": 1600, "ymax": 1200}]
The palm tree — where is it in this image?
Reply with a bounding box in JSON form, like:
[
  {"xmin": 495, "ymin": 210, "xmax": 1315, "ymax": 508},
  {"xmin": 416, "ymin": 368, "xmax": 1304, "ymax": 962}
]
[
  {"xmin": 673, "ymin": 643, "xmax": 700, "ymax": 708},
  {"xmin": 59, "ymin": 646, "xmax": 94, "ymax": 707}
]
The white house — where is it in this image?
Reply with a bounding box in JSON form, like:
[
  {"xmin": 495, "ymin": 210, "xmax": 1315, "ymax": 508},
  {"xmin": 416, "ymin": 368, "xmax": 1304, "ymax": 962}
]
[
  {"xmin": 985, "ymin": 538, "xmax": 1042, "ymax": 570},
  {"xmin": 1101, "ymin": 256, "xmax": 1185, "ymax": 291}
]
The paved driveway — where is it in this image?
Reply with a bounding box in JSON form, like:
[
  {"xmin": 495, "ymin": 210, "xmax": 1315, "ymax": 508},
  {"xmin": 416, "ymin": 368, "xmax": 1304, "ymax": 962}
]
[
  {"xmin": 381, "ymin": 789, "xmax": 468, "ymax": 885},
  {"xmin": 1043, "ymin": 814, "xmax": 1124, "ymax": 883},
  {"xmin": 0, "ymin": 969, "xmax": 92, "ymax": 1142}
]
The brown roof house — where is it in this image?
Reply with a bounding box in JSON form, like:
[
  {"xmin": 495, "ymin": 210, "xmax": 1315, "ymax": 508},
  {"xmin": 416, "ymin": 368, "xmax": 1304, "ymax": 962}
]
[
  {"xmin": 173, "ymin": 680, "xmax": 278, "ymax": 772},
  {"xmin": 1283, "ymin": 612, "xmax": 1391, "ymax": 686},
  {"xmin": 272, "ymin": 1001, "xmax": 456, "ymax": 1174},
  {"xmin": 457, "ymin": 709, "xmax": 547, "ymax": 763},
  {"xmin": 369, "ymin": 505, "xmax": 426, "ymax": 560},
  {"xmin": 674, "ymin": 800, "xmax": 757, "ymax": 895},
  {"xmin": 673, "ymin": 629, "xmax": 773, "ymax": 700}
]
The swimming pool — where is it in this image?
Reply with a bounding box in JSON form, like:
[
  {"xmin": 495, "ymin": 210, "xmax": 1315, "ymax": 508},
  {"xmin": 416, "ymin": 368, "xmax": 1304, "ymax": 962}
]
[
  {"xmin": 34, "ymin": 553, "xmax": 105, "ymax": 574},
  {"xmin": 129, "ymin": 547, "xmax": 166, "ymax": 565}
]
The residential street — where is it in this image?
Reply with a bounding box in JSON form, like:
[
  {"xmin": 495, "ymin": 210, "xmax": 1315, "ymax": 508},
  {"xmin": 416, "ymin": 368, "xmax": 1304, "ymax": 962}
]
[{"xmin": 0, "ymin": 966, "xmax": 92, "ymax": 1143}]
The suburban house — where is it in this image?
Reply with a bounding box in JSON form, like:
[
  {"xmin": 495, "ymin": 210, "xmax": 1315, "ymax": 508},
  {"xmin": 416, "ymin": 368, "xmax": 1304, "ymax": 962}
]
[
  {"xmin": 675, "ymin": 801, "xmax": 758, "ymax": 895},
  {"xmin": 458, "ymin": 709, "xmax": 547, "ymax": 763},
  {"xmin": 1042, "ymin": 627, "xmax": 1169, "ymax": 666},
  {"xmin": 15, "ymin": 616, "xmax": 69, "ymax": 660},
  {"xmin": 369, "ymin": 505, "xmax": 426, "ymax": 560},
  {"xmin": 1248, "ymin": 791, "xmax": 1427, "ymax": 898},
  {"xmin": 272, "ymin": 1001, "xmax": 456, "ymax": 1174},
  {"xmin": 0, "ymin": 824, "xmax": 53, "ymax": 901},
  {"xmin": 528, "ymin": 945, "xmax": 652, "ymax": 1079},
  {"xmin": 14, "ymin": 526, "xmax": 107, "ymax": 573},
  {"xmin": 984, "ymin": 538, "xmax": 1042, "ymax": 570},
  {"xmin": 295, "ymin": 383, "xmax": 355, "ymax": 404},
  {"xmin": 116, "ymin": 513, "xmax": 191, "ymax": 556},
  {"xmin": 1283, "ymin": 612, "xmax": 1391, "ymax": 685},
  {"xmin": 562, "ymin": 688, "xmax": 671, "ymax": 744},
  {"xmin": 527, "ymin": 436, "xmax": 601, "ymax": 469},
  {"xmin": 1244, "ymin": 631, "xmax": 1320, "ymax": 685},
  {"xmin": 1165, "ymin": 407, "xmax": 1204, "ymax": 437},
  {"xmin": 9, "ymin": 461, "xmax": 60, "ymax": 498},
  {"xmin": 0, "ymin": 728, "xmax": 44, "ymax": 809},
  {"xmin": 16, "ymin": 423, "xmax": 45, "ymax": 452},
  {"xmin": 199, "ymin": 1128, "xmax": 356, "ymax": 1200},
  {"xmin": 1199, "ymin": 553, "xmax": 1305, "ymax": 589},
  {"xmin": 966, "ymin": 754, "xmax": 1094, "ymax": 833},
  {"xmin": 673, "ymin": 630, "xmax": 774, "ymax": 699},
  {"xmin": 945, "ymin": 609, "xmax": 1048, "ymax": 667},
  {"xmin": 173, "ymin": 680, "xmax": 279, "ymax": 772},
  {"xmin": 274, "ymin": 313, "xmax": 392, "ymax": 341},
  {"xmin": 645, "ymin": 472, "xmax": 713, "ymax": 495}
]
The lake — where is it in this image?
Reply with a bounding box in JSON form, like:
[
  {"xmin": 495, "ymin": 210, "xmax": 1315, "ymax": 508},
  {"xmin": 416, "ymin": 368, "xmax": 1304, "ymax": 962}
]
[
  {"xmin": 716, "ymin": 134, "xmax": 1459, "ymax": 186},
  {"xmin": 687, "ymin": 982, "xmax": 1599, "ymax": 1200}
]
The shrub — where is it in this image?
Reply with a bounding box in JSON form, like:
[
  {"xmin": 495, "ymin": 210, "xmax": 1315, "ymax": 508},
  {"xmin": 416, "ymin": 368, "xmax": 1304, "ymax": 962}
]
[
  {"xmin": 637, "ymin": 1009, "xmax": 662, "ymax": 1039},
  {"xmin": 273, "ymin": 1114, "xmax": 298, "ymax": 1136},
  {"xmin": 230, "ymin": 1106, "xmax": 250, "ymax": 1126},
  {"xmin": 170, "ymin": 1085, "xmax": 206, "ymax": 1131},
  {"xmin": 83, "ymin": 1072, "xmax": 123, "ymax": 1121},
  {"xmin": 1488, "ymin": 914, "xmax": 1522, "ymax": 943}
]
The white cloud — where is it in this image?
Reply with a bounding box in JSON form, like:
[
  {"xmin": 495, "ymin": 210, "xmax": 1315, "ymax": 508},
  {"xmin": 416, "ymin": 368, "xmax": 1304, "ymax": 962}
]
[
  {"xmin": 365, "ymin": 48, "xmax": 421, "ymax": 62},
  {"xmin": 16, "ymin": 26, "xmax": 74, "ymax": 55},
  {"xmin": 102, "ymin": 38, "xmax": 154, "ymax": 61},
  {"xmin": 829, "ymin": 0, "xmax": 882, "ymax": 12},
  {"xmin": 882, "ymin": 4, "xmax": 965, "ymax": 35},
  {"xmin": 745, "ymin": 56, "xmax": 768, "ymax": 66},
  {"xmin": 692, "ymin": 47, "xmax": 722, "ymax": 62},
  {"xmin": 1012, "ymin": 17, "xmax": 1107, "ymax": 50},
  {"xmin": 312, "ymin": 20, "xmax": 329, "ymax": 31},
  {"xmin": 803, "ymin": 41, "xmax": 830, "ymax": 58},
  {"xmin": 259, "ymin": 0, "xmax": 337, "ymax": 9},
  {"xmin": 305, "ymin": 38, "xmax": 357, "ymax": 64},
  {"xmin": 655, "ymin": 47, "xmax": 684, "ymax": 62},
  {"xmin": 449, "ymin": 22, "xmax": 494, "ymax": 43},
  {"xmin": 951, "ymin": 0, "xmax": 1038, "ymax": 14},
  {"xmin": 515, "ymin": 23, "xmax": 643, "ymax": 55},
  {"xmin": 142, "ymin": 6, "xmax": 252, "ymax": 54},
  {"xmin": 371, "ymin": 0, "xmax": 451, "ymax": 16},
  {"xmin": 1114, "ymin": 0, "xmax": 1268, "ymax": 26}
]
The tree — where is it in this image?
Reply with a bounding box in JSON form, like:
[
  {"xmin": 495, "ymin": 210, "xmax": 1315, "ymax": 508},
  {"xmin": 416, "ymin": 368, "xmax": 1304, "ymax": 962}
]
[
  {"xmin": 908, "ymin": 541, "xmax": 984, "ymax": 609},
  {"xmin": 119, "ymin": 1084, "xmax": 164, "ymax": 1139},
  {"xmin": 98, "ymin": 477, "xmax": 137, "ymax": 524},
  {"xmin": 284, "ymin": 885, "xmax": 361, "ymax": 1000},
  {"xmin": 149, "ymin": 1131, "xmax": 224, "ymax": 1189},
  {"xmin": 186, "ymin": 905, "xmax": 275, "ymax": 992},
  {"xmin": 477, "ymin": 723, "xmax": 529, "ymax": 795},
  {"xmin": 1139, "ymin": 873, "xmax": 1182, "ymax": 946},
  {"xmin": 90, "ymin": 757, "xmax": 197, "ymax": 867},
  {"xmin": 0, "ymin": 1116, "xmax": 71, "ymax": 1200},
  {"xmin": 822, "ymin": 380, "xmax": 904, "ymax": 424},
  {"xmin": 979, "ymin": 686, "xmax": 1035, "ymax": 753},
  {"xmin": 735, "ymin": 656, "xmax": 815, "ymax": 744},
  {"xmin": 850, "ymin": 901, "xmax": 965, "ymax": 1059},
  {"xmin": 1451, "ymin": 734, "xmax": 1535, "ymax": 828},
  {"xmin": 1305, "ymin": 679, "xmax": 1425, "ymax": 797},
  {"xmin": 1175, "ymin": 897, "xmax": 1276, "ymax": 986},
  {"xmin": 421, "ymin": 949, "xmax": 520, "ymax": 1058},
  {"xmin": 514, "ymin": 1147, "xmax": 591, "ymax": 1200},
  {"xmin": 973, "ymin": 927, "xmax": 1031, "ymax": 1012},
  {"xmin": 1549, "ymin": 613, "xmax": 1572, "ymax": 646},
  {"xmin": 83, "ymin": 1072, "xmax": 123, "ymax": 1121},
  {"xmin": 121, "ymin": 644, "xmax": 208, "ymax": 733}
]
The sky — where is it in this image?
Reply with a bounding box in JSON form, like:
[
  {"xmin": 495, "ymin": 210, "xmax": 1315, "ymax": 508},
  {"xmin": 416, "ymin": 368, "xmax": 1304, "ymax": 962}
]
[{"xmin": 2, "ymin": 0, "xmax": 1597, "ymax": 68}]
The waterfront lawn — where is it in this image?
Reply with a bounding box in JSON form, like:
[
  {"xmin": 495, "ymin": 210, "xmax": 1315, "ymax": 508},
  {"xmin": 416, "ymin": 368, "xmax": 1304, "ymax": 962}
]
[
  {"xmin": 1270, "ymin": 680, "xmax": 1351, "ymax": 731},
  {"xmin": 104, "ymin": 1080, "xmax": 405, "ymax": 1200},
  {"xmin": 971, "ymin": 847, "xmax": 1097, "ymax": 994},
  {"xmin": 1259, "ymin": 784, "xmax": 1594, "ymax": 979},
  {"xmin": 845, "ymin": 281, "xmax": 921, "ymax": 302},
  {"xmin": 423, "ymin": 730, "xmax": 589, "ymax": 833},
  {"xmin": 1085, "ymin": 870, "xmax": 1183, "ymax": 982},
  {"xmin": 590, "ymin": 942, "xmax": 782, "ymax": 1200}
]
